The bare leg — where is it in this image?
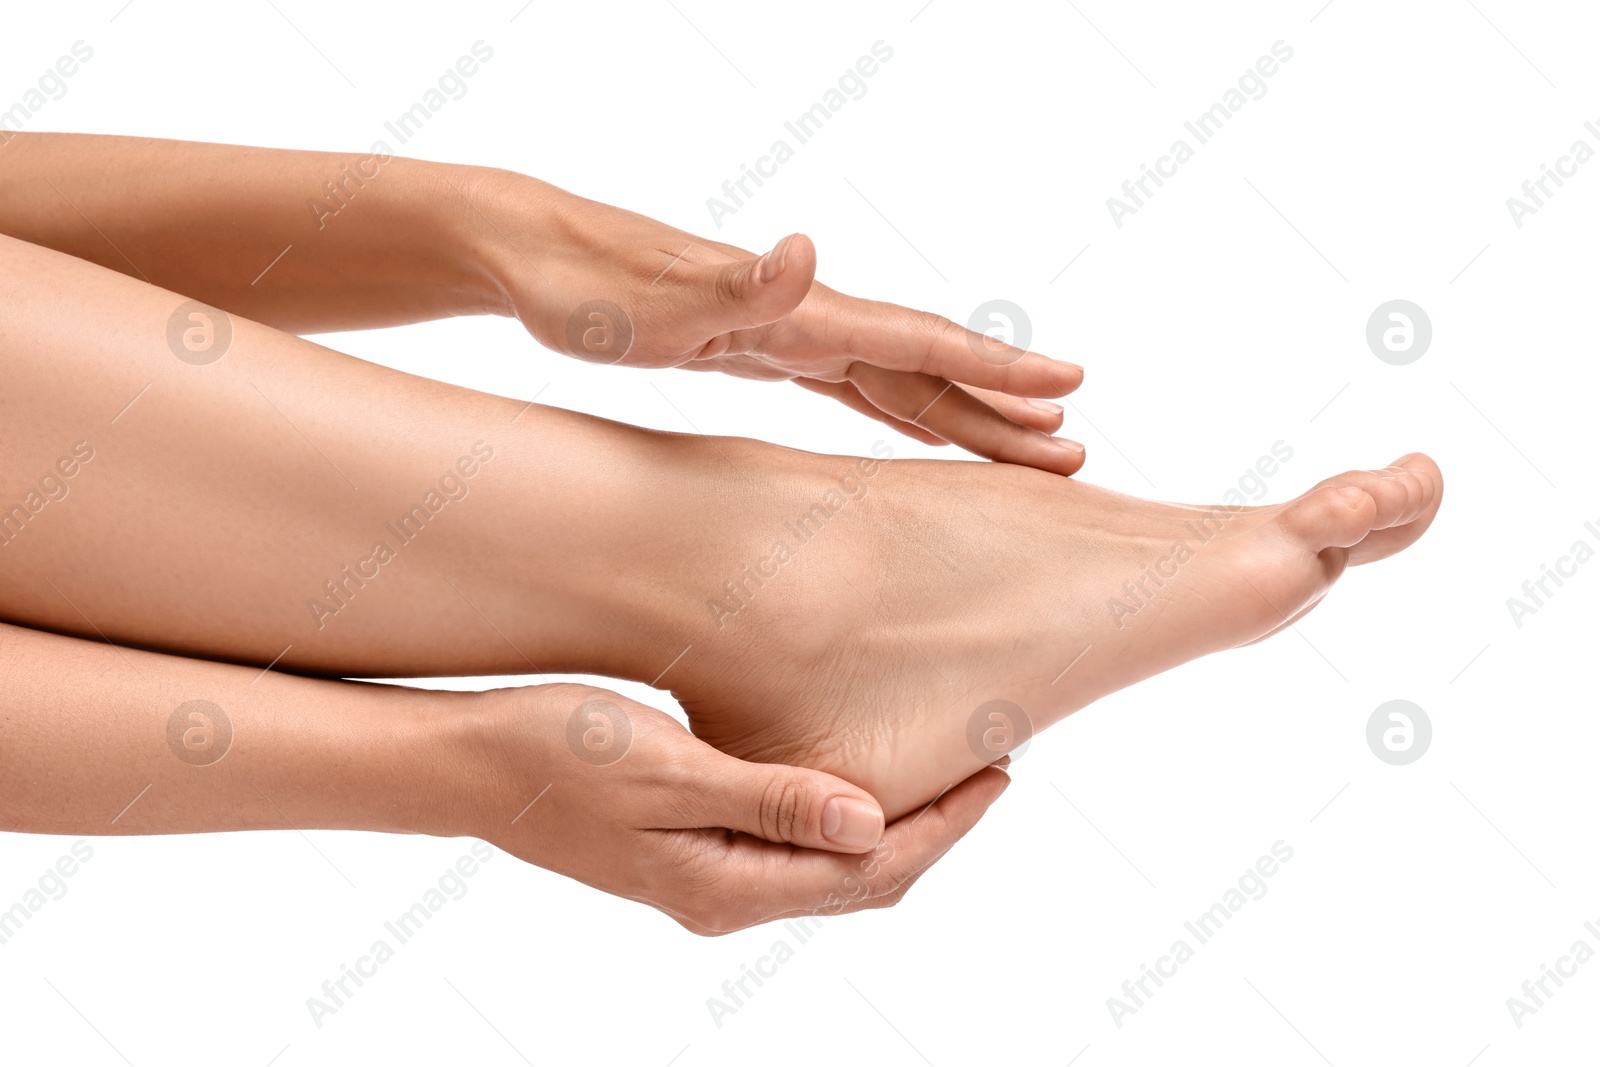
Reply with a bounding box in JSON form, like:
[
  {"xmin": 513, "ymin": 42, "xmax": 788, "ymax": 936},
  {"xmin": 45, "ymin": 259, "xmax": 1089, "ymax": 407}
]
[
  {"xmin": 0, "ymin": 231, "xmax": 695, "ymax": 681},
  {"xmin": 0, "ymin": 234, "xmax": 1443, "ymax": 820}
]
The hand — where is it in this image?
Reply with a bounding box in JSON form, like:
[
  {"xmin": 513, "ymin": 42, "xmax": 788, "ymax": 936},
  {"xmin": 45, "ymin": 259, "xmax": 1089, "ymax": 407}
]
[
  {"xmin": 467, "ymin": 683, "xmax": 1010, "ymax": 935},
  {"xmin": 473, "ymin": 173, "xmax": 1086, "ymax": 475}
]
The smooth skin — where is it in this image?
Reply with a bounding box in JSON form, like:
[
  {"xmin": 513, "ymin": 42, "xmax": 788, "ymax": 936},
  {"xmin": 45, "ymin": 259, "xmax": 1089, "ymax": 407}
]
[
  {"xmin": 0, "ymin": 133, "xmax": 1085, "ymax": 473},
  {"xmin": 0, "ymin": 134, "xmax": 1443, "ymax": 926},
  {"xmin": 0, "ymin": 132, "xmax": 1057, "ymax": 932},
  {"xmin": 0, "ymin": 620, "xmax": 1008, "ymax": 935},
  {"xmin": 0, "ymin": 222, "xmax": 1442, "ymax": 829}
]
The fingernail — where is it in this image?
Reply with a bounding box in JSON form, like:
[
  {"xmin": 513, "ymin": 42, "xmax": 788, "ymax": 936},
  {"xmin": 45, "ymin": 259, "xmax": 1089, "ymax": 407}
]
[
  {"xmin": 1025, "ymin": 399, "xmax": 1064, "ymax": 416},
  {"xmin": 759, "ymin": 234, "xmax": 796, "ymax": 283},
  {"xmin": 991, "ymin": 754, "xmax": 1012, "ymax": 768},
  {"xmin": 1051, "ymin": 437, "xmax": 1086, "ymax": 455},
  {"xmin": 822, "ymin": 796, "xmax": 883, "ymax": 850}
]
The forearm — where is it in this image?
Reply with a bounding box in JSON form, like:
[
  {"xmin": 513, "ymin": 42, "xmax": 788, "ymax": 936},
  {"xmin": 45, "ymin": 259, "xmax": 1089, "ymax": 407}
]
[
  {"xmin": 0, "ymin": 132, "xmax": 525, "ymax": 332},
  {"xmin": 0, "ymin": 620, "xmax": 473, "ymax": 837}
]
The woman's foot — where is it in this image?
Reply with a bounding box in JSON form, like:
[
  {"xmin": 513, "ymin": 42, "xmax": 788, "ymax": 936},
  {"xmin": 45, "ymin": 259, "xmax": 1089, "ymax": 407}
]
[{"xmin": 665, "ymin": 451, "xmax": 1442, "ymax": 821}]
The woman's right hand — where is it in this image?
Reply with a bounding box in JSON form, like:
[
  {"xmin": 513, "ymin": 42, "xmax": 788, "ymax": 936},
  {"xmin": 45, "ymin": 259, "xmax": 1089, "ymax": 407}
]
[
  {"xmin": 468, "ymin": 171, "xmax": 1087, "ymax": 475},
  {"xmin": 460, "ymin": 683, "xmax": 1010, "ymax": 935}
]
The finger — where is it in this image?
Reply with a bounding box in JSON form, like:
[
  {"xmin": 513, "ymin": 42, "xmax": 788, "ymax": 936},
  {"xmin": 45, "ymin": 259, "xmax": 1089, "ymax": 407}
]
[
  {"xmin": 830, "ymin": 767, "xmax": 1012, "ymax": 911},
  {"xmin": 679, "ymin": 748, "xmax": 888, "ymax": 855},
  {"xmin": 792, "ymin": 378, "xmax": 948, "ymax": 446},
  {"xmin": 850, "ymin": 365, "xmax": 1085, "ymax": 476},
  {"xmin": 682, "ymin": 232, "xmax": 817, "ymax": 345},
  {"xmin": 799, "ymin": 376, "xmax": 1063, "ymax": 447},
  {"xmin": 750, "ymin": 820, "xmax": 967, "ymax": 925},
  {"xmin": 697, "ymin": 766, "xmax": 1012, "ymax": 930},
  {"xmin": 777, "ymin": 291, "xmax": 1082, "ymax": 397},
  {"xmin": 961, "ymin": 385, "xmax": 1065, "ymax": 433},
  {"xmin": 677, "ymin": 351, "xmax": 795, "ymax": 382}
]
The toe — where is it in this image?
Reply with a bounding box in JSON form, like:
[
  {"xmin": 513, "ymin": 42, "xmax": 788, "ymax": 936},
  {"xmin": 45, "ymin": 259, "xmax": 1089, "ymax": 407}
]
[
  {"xmin": 1289, "ymin": 454, "xmax": 1443, "ymax": 567},
  {"xmin": 1275, "ymin": 483, "xmax": 1379, "ymax": 552},
  {"xmin": 1309, "ymin": 459, "xmax": 1429, "ymax": 531},
  {"xmin": 1346, "ymin": 453, "xmax": 1443, "ymax": 565}
]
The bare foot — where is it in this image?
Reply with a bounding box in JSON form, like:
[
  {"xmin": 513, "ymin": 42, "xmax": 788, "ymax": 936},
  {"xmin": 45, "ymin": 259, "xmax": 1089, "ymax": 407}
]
[{"xmin": 667, "ymin": 452, "xmax": 1442, "ymax": 821}]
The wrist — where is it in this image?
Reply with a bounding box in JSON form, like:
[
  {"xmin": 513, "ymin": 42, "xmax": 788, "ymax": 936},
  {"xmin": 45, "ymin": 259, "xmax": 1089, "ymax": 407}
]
[
  {"xmin": 415, "ymin": 683, "xmax": 595, "ymax": 848},
  {"xmin": 446, "ymin": 164, "xmax": 571, "ymax": 320},
  {"xmin": 392, "ymin": 687, "xmax": 507, "ymax": 840},
  {"xmin": 395, "ymin": 160, "xmax": 532, "ymax": 320}
]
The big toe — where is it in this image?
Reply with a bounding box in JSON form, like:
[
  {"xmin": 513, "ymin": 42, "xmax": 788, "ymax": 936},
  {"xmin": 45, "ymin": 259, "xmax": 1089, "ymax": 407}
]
[{"xmin": 1279, "ymin": 453, "xmax": 1443, "ymax": 566}]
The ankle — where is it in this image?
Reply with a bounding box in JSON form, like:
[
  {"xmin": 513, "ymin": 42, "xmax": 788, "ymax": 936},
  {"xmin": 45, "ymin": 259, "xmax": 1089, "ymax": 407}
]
[
  {"xmin": 508, "ymin": 412, "xmax": 839, "ymax": 683},
  {"xmin": 550, "ymin": 426, "xmax": 902, "ymax": 687}
]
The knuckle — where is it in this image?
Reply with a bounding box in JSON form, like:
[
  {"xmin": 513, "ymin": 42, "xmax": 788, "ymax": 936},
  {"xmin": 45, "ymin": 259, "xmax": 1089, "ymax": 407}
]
[
  {"xmin": 682, "ymin": 911, "xmax": 734, "ymax": 937},
  {"xmin": 713, "ymin": 262, "xmax": 747, "ymax": 307},
  {"xmin": 667, "ymin": 894, "xmax": 739, "ymax": 938},
  {"xmin": 652, "ymin": 750, "xmax": 701, "ymax": 795},
  {"xmin": 635, "ymin": 841, "xmax": 708, "ymax": 901},
  {"xmin": 672, "ymin": 913, "xmax": 712, "ymax": 936},
  {"xmin": 759, "ymin": 776, "xmax": 806, "ymax": 843},
  {"xmin": 670, "ymin": 883, "xmax": 722, "ymax": 932},
  {"xmin": 867, "ymin": 883, "xmax": 912, "ymax": 911},
  {"xmin": 853, "ymin": 870, "xmax": 915, "ymax": 914},
  {"xmin": 686, "ymin": 893, "xmax": 745, "ymax": 936},
  {"xmin": 911, "ymin": 308, "xmax": 955, "ymax": 336},
  {"xmin": 919, "ymin": 314, "xmax": 964, "ymax": 366},
  {"xmin": 656, "ymin": 856, "xmax": 751, "ymax": 936}
]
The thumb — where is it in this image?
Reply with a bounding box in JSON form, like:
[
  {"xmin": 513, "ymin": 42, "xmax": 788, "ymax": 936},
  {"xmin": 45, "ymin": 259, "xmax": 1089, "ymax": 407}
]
[
  {"xmin": 694, "ymin": 232, "xmax": 816, "ymax": 339},
  {"xmin": 695, "ymin": 749, "xmax": 886, "ymax": 854}
]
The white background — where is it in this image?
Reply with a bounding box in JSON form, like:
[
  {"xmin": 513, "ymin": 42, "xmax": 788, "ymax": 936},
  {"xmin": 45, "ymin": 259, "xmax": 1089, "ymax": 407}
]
[{"xmin": 2, "ymin": 1, "xmax": 1596, "ymax": 1064}]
